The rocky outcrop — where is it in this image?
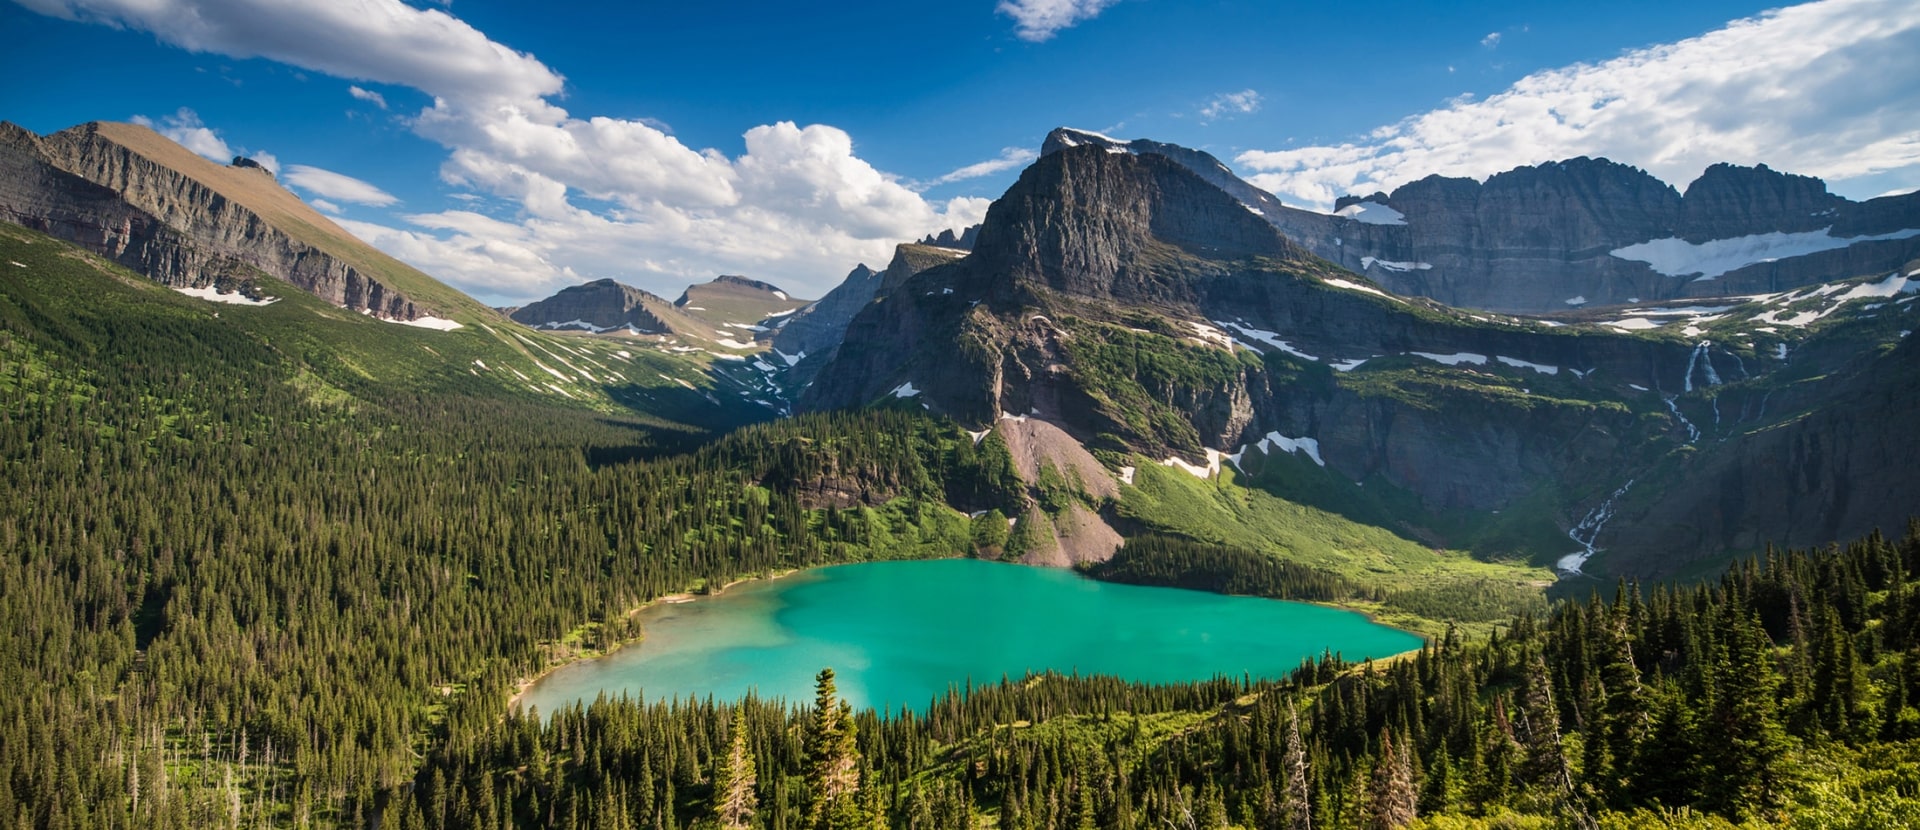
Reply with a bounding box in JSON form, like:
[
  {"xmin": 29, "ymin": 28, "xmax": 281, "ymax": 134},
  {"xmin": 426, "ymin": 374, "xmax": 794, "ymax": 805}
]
[
  {"xmin": 1044, "ymin": 128, "xmax": 1920, "ymax": 312},
  {"xmin": 508, "ymin": 278, "xmax": 698, "ymax": 335},
  {"xmin": 916, "ymin": 225, "xmax": 979, "ymax": 251},
  {"xmin": 7, "ymin": 121, "xmax": 432, "ymax": 319}
]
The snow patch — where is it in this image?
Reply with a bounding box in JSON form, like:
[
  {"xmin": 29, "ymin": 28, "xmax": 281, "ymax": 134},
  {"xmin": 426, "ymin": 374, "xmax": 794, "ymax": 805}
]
[
  {"xmin": 1496, "ymin": 356, "xmax": 1559, "ymax": 375},
  {"xmin": 1564, "ymin": 295, "xmax": 1588, "ymax": 307},
  {"xmin": 1323, "ymin": 277, "xmax": 1399, "ymax": 301},
  {"xmin": 394, "ymin": 315, "xmax": 463, "ymax": 331},
  {"xmin": 1604, "ymin": 317, "xmax": 1664, "ymax": 331},
  {"xmin": 1410, "ymin": 351, "xmax": 1488, "ymax": 366},
  {"xmin": 1775, "ymin": 344, "xmax": 1789, "ymax": 360},
  {"xmin": 772, "ymin": 348, "xmax": 805, "ymax": 367},
  {"xmin": 174, "ymin": 285, "xmax": 279, "ymax": 306},
  {"xmin": 1334, "ymin": 201, "xmax": 1406, "ymax": 225},
  {"xmin": 1360, "ymin": 257, "xmax": 1433, "ymax": 272},
  {"xmin": 713, "ymin": 337, "xmax": 757, "ymax": 349},
  {"xmin": 1118, "ymin": 466, "xmax": 1136, "ymax": 485},
  {"xmin": 1162, "ymin": 450, "xmax": 1228, "ymax": 479},
  {"xmin": 1186, "ymin": 321, "xmax": 1238, "ymax": 350},
  {"xmin": 1330, "ymin": 357, "xmax": 1370, "ymax": 372},
  {"xmin": 1217, "ymin": 321, "xmax": 1318, "ymax": 361},
  {"xmin": 891, "ymin": 382, "xmax": 920, "ymax": 398},
  {"xmin": 1610, "ymin": 227, "xmax": 1920, "ymax": 279},
  {"xmin": 1241, "ymin": 431, "xmax": 1324, "ymax": 467}
]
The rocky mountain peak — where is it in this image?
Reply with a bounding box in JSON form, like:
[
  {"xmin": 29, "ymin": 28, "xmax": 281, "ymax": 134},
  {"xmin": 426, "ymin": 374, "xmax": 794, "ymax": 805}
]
[
  {"xmin": 1679, "ymin": 162, "xmax": 1843, "ymax": 241},
  {"xmin": 969, "ymin": 145, "xmax": 1303, "ymax": 305}
]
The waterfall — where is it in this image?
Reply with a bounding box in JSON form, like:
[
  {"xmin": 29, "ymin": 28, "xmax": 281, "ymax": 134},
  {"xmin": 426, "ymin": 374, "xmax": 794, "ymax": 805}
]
[{"xmin": 1558, "ymin": 479, "xmax": 1635, "ymax": 576}]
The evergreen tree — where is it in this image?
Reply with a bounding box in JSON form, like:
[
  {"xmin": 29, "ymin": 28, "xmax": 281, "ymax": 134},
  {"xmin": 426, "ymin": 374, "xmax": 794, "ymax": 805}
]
[
  {"xmin": 804, "ymin": 670, "xmax": 863, "ymax": 830},
  {"xmin": 712, "ymin": 709, "xmax": 758, "ymax": 830},
  {"xmin": 1364, "ymin": 730, "xmax": 1416, "ymax": 829}
]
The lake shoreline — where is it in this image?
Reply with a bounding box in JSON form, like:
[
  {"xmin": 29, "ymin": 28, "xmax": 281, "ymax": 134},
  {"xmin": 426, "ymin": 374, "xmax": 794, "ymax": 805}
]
[
  {"xmin": 506, "ymin": 568, "xmax": 801, "ymax": 711},
  {"xmin": 512, "ymin": 557, "xmax": 1427, "ymax": 716}
]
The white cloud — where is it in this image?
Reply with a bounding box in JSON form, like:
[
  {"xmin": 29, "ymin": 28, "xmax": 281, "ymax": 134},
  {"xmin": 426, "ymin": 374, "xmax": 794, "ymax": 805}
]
[
  {"xmin": 1199, "ymin": 89, "xmax": 1261, "ymax": 122},
  {"xmin": 309, "ymin": 198, "xmax": 342, "ymax": 214},
  {"xmin": 249, "ymin": 150, "xmax": 280, "ymax": 176},
  {"xmin": 21, "ymin": 0, "xmax": 562, "ymax": 106},
  {"xmin": 348, "ymin": 85, "xmax": 388, "ymax": 109},
  {"xmin": 1481, "ymin": 32, "xmax": 1501, "ymax": 48},
  {"xmin": 282, "ymin": 165, "xmax": 399, "ymax": 207},
  {"xmin": 997, "ymin": 0, "xmax": 1121, "ymax": 42},
  {"xmin": 24, "ymin": 0, "xmax": 987, "ymax": 302},
  {"xmin": 929, "ymin": 147, "xmax": 1039, "ymax": 186},
  {"xmin": 1236, "ymin": 0, "xmax": 1920, "ymax": 209},
  {"xmin": 129, "ymin": 107, "xmax": 232, "ymax": 162}
]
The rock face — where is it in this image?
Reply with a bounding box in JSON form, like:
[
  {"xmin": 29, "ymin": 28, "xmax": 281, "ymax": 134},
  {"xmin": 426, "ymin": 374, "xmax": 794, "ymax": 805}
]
[
  {"xmin": 770, "ymin": 263, "xmax": 884, "ymax": 358},
  {"xmin": 806, "ymin": 147, "xmax": 1695, "ymax": 510},
  {"xmin": 804, "ymin": 141, "xmax": 1920, "ymax": 572},
  {"xmin": 0, "ymin": 121, "xmax": 439, "ymax": 319},
  {"xmin": 1042, "ymin": 128, "xmax": 1920, "ymax": 312},
  {"xmin": 916, "ymin": 225, "xmax": 979, "ymax": 250},
  {"xmin": 508, "ymin": 278, "xmax": 700, "ymax": 335}
]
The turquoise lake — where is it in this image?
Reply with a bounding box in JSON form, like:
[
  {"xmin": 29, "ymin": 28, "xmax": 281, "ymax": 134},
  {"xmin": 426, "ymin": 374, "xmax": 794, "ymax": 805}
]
[{"xmin": 517, "ymin": 559, "xmax": 1423, "ymax": 715}]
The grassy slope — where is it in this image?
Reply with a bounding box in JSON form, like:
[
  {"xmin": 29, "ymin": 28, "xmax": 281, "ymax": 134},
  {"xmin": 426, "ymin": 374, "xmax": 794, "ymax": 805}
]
[
  {"xmin": 0, "ymin": 223, "xmax": 770, "ymax": 436},
  {"xmin": 1114, "ymin": 461, "xmax": 1552, "ymax": 636}
]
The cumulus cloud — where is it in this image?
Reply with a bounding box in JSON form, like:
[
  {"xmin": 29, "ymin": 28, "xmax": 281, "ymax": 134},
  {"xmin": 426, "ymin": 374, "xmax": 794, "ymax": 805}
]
[
  {"xmin": 929, "ymin": 147, "xmax": 1039, "ymax": 186},
  {"xmin": 1236, "ymin": 0, "xmax": 1920, "ymax": 210},
  {"xmin": 18, "ymin": 0, "xmax": 562, "ymax": 105},
  {"xmin": 130, "ymin": 107, "xmax": 232, "ymax": 162},
  {"xmin": 348, "ymin": 85, "xmax": 387, "ymax": 109},
  {"xmin": 1199, "ymin": 89, "xmax": 1261, "ymax": 122},
  {"xmin": 249, "ymin": 150, "xmax": 281, "ymax": 176},
  {"xmin": 997, "ymin": 0, "xmax": 1121, "ymax": 42},
  {"xmin": 283, "ymin": 165, "xmax": 400, "ymax": 207},
  {"xmin": 23, "ymin": 0, "xmax": 988, "ymax": 301},
  {"xmin": 1480, "ymin": 32, "xmax": 1501, "ymax": 48}
]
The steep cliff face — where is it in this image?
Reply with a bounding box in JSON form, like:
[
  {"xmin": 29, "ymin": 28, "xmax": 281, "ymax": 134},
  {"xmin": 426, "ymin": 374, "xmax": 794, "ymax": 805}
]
[
  {"xmin": 0, "ymin": 121, "xmax": 478, "ymax": 319},
  {"xmin": 0, "ymin": 123, "xmax": 238, "ymax": 290},
  {"xmin": 1044, "ymin": 128, "xmax": 1920, "ymax": 312},
  {"xmin": 508, "ymin": 278, "xmax": 702, "ymax": 335},
  {"xmin": 34, "ymin": 122, "xmax": 451, "ymax": 318}
]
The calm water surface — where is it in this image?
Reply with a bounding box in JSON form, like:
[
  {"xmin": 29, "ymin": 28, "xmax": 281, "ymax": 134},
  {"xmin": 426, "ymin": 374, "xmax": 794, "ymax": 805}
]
[{"xmin": 518, "ymin": 559, "xmax": 1422, "ymax": 714}]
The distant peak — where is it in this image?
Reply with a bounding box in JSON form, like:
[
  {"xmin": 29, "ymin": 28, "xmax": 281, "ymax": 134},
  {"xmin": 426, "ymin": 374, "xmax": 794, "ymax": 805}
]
[{"xmin": 707, "ymin": 274, "xmax": 788, "ymax": 294}]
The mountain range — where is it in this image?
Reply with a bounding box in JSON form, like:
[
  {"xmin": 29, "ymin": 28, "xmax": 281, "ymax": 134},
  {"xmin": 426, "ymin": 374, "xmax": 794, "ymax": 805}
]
[{"xmin": 5, "ymin": 117, "xmax": 1917, "ymax": 581}]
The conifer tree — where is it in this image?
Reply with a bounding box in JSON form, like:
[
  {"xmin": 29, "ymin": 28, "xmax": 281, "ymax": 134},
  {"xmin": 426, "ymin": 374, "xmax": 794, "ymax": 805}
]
[
  {"xmin": 804, "ymin": 669, "xmax": 863, "ymax": 830},
  {"xmin": 712, "ymin": 708, "xmax": 758, "ymax": 830},
  {"xmin": 1364, "ymin": 730, "xmax": 1417, "ymax": 829}
]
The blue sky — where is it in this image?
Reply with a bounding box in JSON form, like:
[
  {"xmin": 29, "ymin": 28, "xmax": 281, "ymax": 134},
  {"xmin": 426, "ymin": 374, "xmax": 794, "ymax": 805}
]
[{"xmin": 4, "ymin": 0, "xmax": 1918, "ymax": 303}]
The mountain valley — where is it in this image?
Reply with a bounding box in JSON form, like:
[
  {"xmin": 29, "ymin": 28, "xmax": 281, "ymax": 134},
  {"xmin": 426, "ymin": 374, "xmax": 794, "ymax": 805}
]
[{"xmin": 3, "ymin": 111, "xmax": 1919, "ymax": 829}]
